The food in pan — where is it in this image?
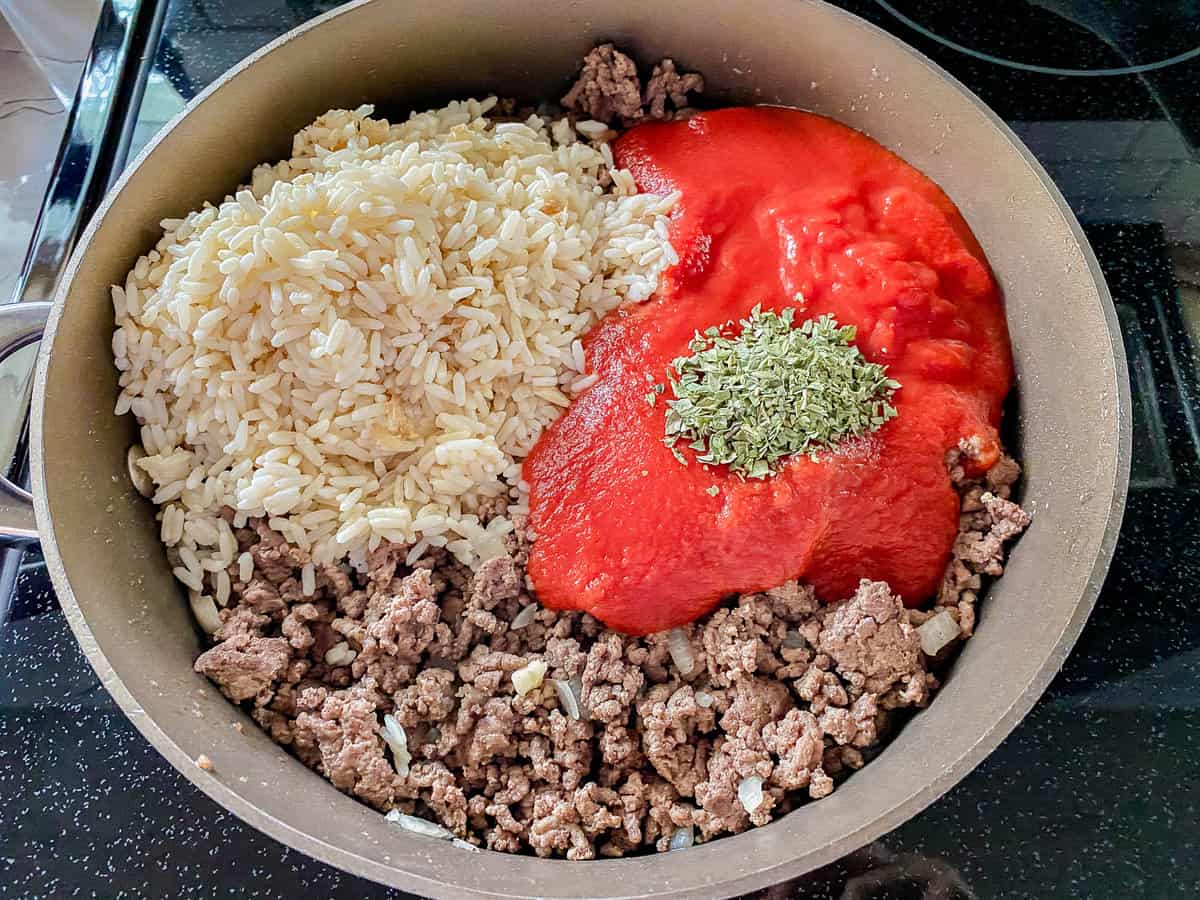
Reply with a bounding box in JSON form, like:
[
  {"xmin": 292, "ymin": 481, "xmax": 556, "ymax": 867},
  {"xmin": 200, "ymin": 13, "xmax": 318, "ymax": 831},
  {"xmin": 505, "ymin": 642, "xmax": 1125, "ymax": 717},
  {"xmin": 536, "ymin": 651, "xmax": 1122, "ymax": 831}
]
[{"xmin": 110, "ymin": 45, "xmax": 1029, "ymax": 857}]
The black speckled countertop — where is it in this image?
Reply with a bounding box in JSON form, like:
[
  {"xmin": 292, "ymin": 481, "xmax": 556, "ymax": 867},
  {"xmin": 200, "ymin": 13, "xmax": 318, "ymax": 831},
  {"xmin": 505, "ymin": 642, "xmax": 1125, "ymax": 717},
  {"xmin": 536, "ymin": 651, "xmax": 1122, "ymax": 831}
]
[{"xmin": 4, "ymin": 1, "xmax": 1200, "ymax": 897}]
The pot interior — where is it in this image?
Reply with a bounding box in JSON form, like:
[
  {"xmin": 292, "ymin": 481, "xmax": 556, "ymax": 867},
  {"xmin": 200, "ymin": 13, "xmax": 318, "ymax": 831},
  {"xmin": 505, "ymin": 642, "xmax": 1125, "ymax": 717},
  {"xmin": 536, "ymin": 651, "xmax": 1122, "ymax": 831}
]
[{"xmin": 32, "ymin": 0, "xmax": 1128, "ymax": 897}]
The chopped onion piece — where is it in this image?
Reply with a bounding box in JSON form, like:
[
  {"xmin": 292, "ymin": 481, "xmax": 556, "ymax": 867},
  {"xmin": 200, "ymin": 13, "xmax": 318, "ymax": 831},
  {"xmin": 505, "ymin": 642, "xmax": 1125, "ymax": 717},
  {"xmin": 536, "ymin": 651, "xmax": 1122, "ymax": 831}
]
[
  {"xmin": 380, "ymin": 713, "xmax": 411, "ymax": 776},
  {"xmin": 737, "ymin": 775, "xmax": 764, "ymax": 814},
  {"xmin": 575, "ymin": 119, "xmax": 612, "ymax": 139},
  {"xmin": 510, "ymin": 603, "xmax": 539, "ymax": 630},
  {"xmin": 570, "ymin": 674, "xmax": 586, "ymax": 716},
  {"xmin": 918, "ymin": 610, "xmax": 960, "ymax": 656},
  {"xmin": 189, "ymin": 590, "xmax": 222, "ymax": 634},
  {"xmin": 666, "ymin": 627, "xmax": 695, "ymax": 676},
  {"xmin": 385, "ymin": 809, "xmax": 455, "ymax": 840},
  {"xmin": 325, "ymin": 641, "xmax": 357, "ymax": 667},
  {"xmin": 552, "ymin": 678, "xmax": 581, "ymax": 720},
  {"xmin": 694, "ymin": 691, "xmax": 714, "ymax": 708},
  {"xmin": 512, "ymin": 659, "xmax": 548, "ymax": 696},
  {"xmin": 127, "ymin": 444, "xmax": 154, "ymax": 497},
  {"xmin": 668, "ymin": 825, "xmax": 695, "ymax": 851}
]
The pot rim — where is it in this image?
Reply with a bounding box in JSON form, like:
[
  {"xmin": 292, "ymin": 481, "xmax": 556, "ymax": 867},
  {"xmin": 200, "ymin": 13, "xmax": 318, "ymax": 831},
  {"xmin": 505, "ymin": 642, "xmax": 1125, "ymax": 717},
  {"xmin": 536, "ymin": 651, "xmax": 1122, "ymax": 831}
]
[{"xmin": 28, "ymin": 0, "xmax": 1132, "ymax": 897}]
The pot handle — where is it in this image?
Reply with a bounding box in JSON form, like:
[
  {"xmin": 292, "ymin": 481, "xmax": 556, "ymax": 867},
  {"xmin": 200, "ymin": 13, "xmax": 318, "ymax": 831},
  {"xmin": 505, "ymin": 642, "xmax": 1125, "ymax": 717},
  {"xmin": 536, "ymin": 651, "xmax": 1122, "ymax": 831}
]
[{"xmin": 0, "ymin": 302, "xmax": 52, "ymax": 547}]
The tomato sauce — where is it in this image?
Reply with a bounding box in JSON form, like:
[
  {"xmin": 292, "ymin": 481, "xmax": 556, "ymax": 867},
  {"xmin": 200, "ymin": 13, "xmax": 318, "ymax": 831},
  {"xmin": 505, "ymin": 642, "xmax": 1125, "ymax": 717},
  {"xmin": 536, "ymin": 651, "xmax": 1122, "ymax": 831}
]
[{"xmin": 523, "ymin": 107, "xmax": 1013, "ymax": 635}]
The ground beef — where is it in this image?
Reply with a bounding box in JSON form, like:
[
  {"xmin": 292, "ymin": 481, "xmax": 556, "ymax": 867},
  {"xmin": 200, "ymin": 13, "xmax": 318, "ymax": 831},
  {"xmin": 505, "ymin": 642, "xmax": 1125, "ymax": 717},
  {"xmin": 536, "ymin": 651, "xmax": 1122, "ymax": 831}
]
[
  {"xmin": 392, "ymin": 668, "xmax": 457, "ymax": 729},
  {"xmin": 472, "ymin": 555, "xmax": 522, "ymax": 606},
  {"xmin": 694, "ymin": 737, "xmax": 756, "ymax": 835},
  {"xmin": 957, "ymin": 494, "xmax": 1033, "ymax": 576},
  {"xmin": 986, "ymin": 454, "xmax": 1021, "ymax": 495},
  {"xmin": 819, "ymin": 693, "xmax": 879, "ymax": 749},
  {"xmin": 214, "ymin": 606, "xmax": 268, "ymax": 641},
  {"xmin": 643, "ymin": 60, "xmax": 705, "ymax": 120},
  {"xmin": 248, "ymin": 520, "xmax": 308, "ymax": 585},
  {"xmin": 818, "ymin": 580, "xmax": 922, "ymax": 694},
  {"xmin": 764, "ymin": 708, "xmax": 824, "ymax": 790},
  {"xmin": 562, "ymin": 44, "xmax": 645, "ymax": 126},
  {"xmin": 562, "ymin": 44, "xmax": 703, "ymax": 126},
  {"xmin": 186, "ymin": 49, "xmax": 1030, "ymax": 860},
  {"xmin": 701, "ymin": 592, "xmax": 800, "ymax": 686},
  {"xmin": 351, "ymin": 568, "xmax": 440, "ymax": 694},
  {"xmin": 195, "ymin": 446, "xmax": 1027, "ymax": 859},
  {"xmin": 935, "ymin": 454, "xmax": 1031, "ymax": 640},
  {"xmin": 637, "ymin": 684, "xmax": 714, "ymax": 795},
  {"xmin": 293, "ymin": 679, "xmax": 397, "ymax": 809},
  {"xmin": 597, "ymin": 721, "xmax": 643, "ymax": 774},
  {"xmin": 408, "ymin": 761, "xmax": 469, "ymax": 835},
  {"xmin": 281, "ymin": 601, "xmax": 327, "ymax": 653},
  {"xmin": 463, "ymin": 555, "xmax": 523, "ymax": 634},
  {"xmin": 527, "ymin": 787, "xmax": 592, "ymax": 859},
  {"xmin": 194, "ymin": 635, "xmax": 290, "ymax": 703},
  {"xmin": 580, "ymin": 632, "xmax": 644, "ymax": 724},
  {"xmin": 240, "ymin": 578, "xmax": 285, "ymax": 619},
  {"xmin": 548, "ymin": 713, "xmax": 596, "ymax": 791}
]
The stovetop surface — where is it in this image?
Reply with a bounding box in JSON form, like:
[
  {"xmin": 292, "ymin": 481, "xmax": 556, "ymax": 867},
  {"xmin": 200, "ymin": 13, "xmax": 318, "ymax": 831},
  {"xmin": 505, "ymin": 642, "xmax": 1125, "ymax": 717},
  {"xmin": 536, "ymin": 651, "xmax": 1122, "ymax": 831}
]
[{"xmin": 3, "ymin": 1, "xmax": 1200, "ymax": 897}]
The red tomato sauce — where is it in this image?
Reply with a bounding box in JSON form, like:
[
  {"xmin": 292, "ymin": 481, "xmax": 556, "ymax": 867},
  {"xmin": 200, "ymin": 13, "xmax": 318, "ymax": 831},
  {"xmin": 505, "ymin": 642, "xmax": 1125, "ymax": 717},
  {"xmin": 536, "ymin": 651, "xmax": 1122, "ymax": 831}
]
[{"xmin": 523, "ymin": 107, "xmax": 1013, "ymax": 635}]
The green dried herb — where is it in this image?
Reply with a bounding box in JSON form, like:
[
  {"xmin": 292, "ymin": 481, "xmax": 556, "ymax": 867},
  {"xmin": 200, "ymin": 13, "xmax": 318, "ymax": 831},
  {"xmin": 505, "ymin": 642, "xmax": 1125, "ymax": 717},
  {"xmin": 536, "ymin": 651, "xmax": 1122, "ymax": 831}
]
[{"xmin": 661, "ymin": 306, "xmax": 899, "ymax": 478}]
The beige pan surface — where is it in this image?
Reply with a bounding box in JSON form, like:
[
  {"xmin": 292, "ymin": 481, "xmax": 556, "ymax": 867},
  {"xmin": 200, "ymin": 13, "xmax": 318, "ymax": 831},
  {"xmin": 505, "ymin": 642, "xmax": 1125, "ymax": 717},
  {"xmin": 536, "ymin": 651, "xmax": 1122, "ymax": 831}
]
[{"xmin": 27, "ymin": 0, "xmax": 1129, "ymax": 897}]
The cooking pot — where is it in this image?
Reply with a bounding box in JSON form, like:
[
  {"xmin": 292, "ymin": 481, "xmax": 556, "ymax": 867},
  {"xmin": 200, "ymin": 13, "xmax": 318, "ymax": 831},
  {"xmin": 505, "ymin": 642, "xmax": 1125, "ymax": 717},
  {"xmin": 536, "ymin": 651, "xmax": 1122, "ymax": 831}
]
[{"xmin": 0, "ymin": 0, "xmax": 1130, "ymax": 896}]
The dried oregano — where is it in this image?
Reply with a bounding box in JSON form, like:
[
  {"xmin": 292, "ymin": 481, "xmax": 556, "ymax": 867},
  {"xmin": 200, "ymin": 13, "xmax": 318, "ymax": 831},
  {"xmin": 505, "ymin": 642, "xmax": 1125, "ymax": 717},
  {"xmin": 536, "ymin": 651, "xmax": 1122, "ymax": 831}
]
[{"xmin": 660, "ymin": 306, "xmax": 899, "ymax": 478}]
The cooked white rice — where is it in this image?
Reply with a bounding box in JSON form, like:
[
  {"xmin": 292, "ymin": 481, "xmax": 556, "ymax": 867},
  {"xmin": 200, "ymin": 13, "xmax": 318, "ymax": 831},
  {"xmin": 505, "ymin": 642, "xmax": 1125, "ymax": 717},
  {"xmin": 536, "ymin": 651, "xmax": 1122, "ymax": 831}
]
[{"xmin": 111, "ymin": 99, "xmax": 677, "ymax": 597}]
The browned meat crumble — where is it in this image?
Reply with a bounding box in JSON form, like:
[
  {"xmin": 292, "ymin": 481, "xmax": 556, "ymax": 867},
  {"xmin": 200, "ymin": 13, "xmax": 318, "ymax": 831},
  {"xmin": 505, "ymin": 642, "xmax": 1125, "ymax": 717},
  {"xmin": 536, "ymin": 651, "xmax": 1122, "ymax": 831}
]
[
  {"xmin": 192, "ymin": 452, "xmax": 1027, "ymax": 858},
  {"xmin": 562, "ymin": 44, "xmax": 703, "ymax": 126}
]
